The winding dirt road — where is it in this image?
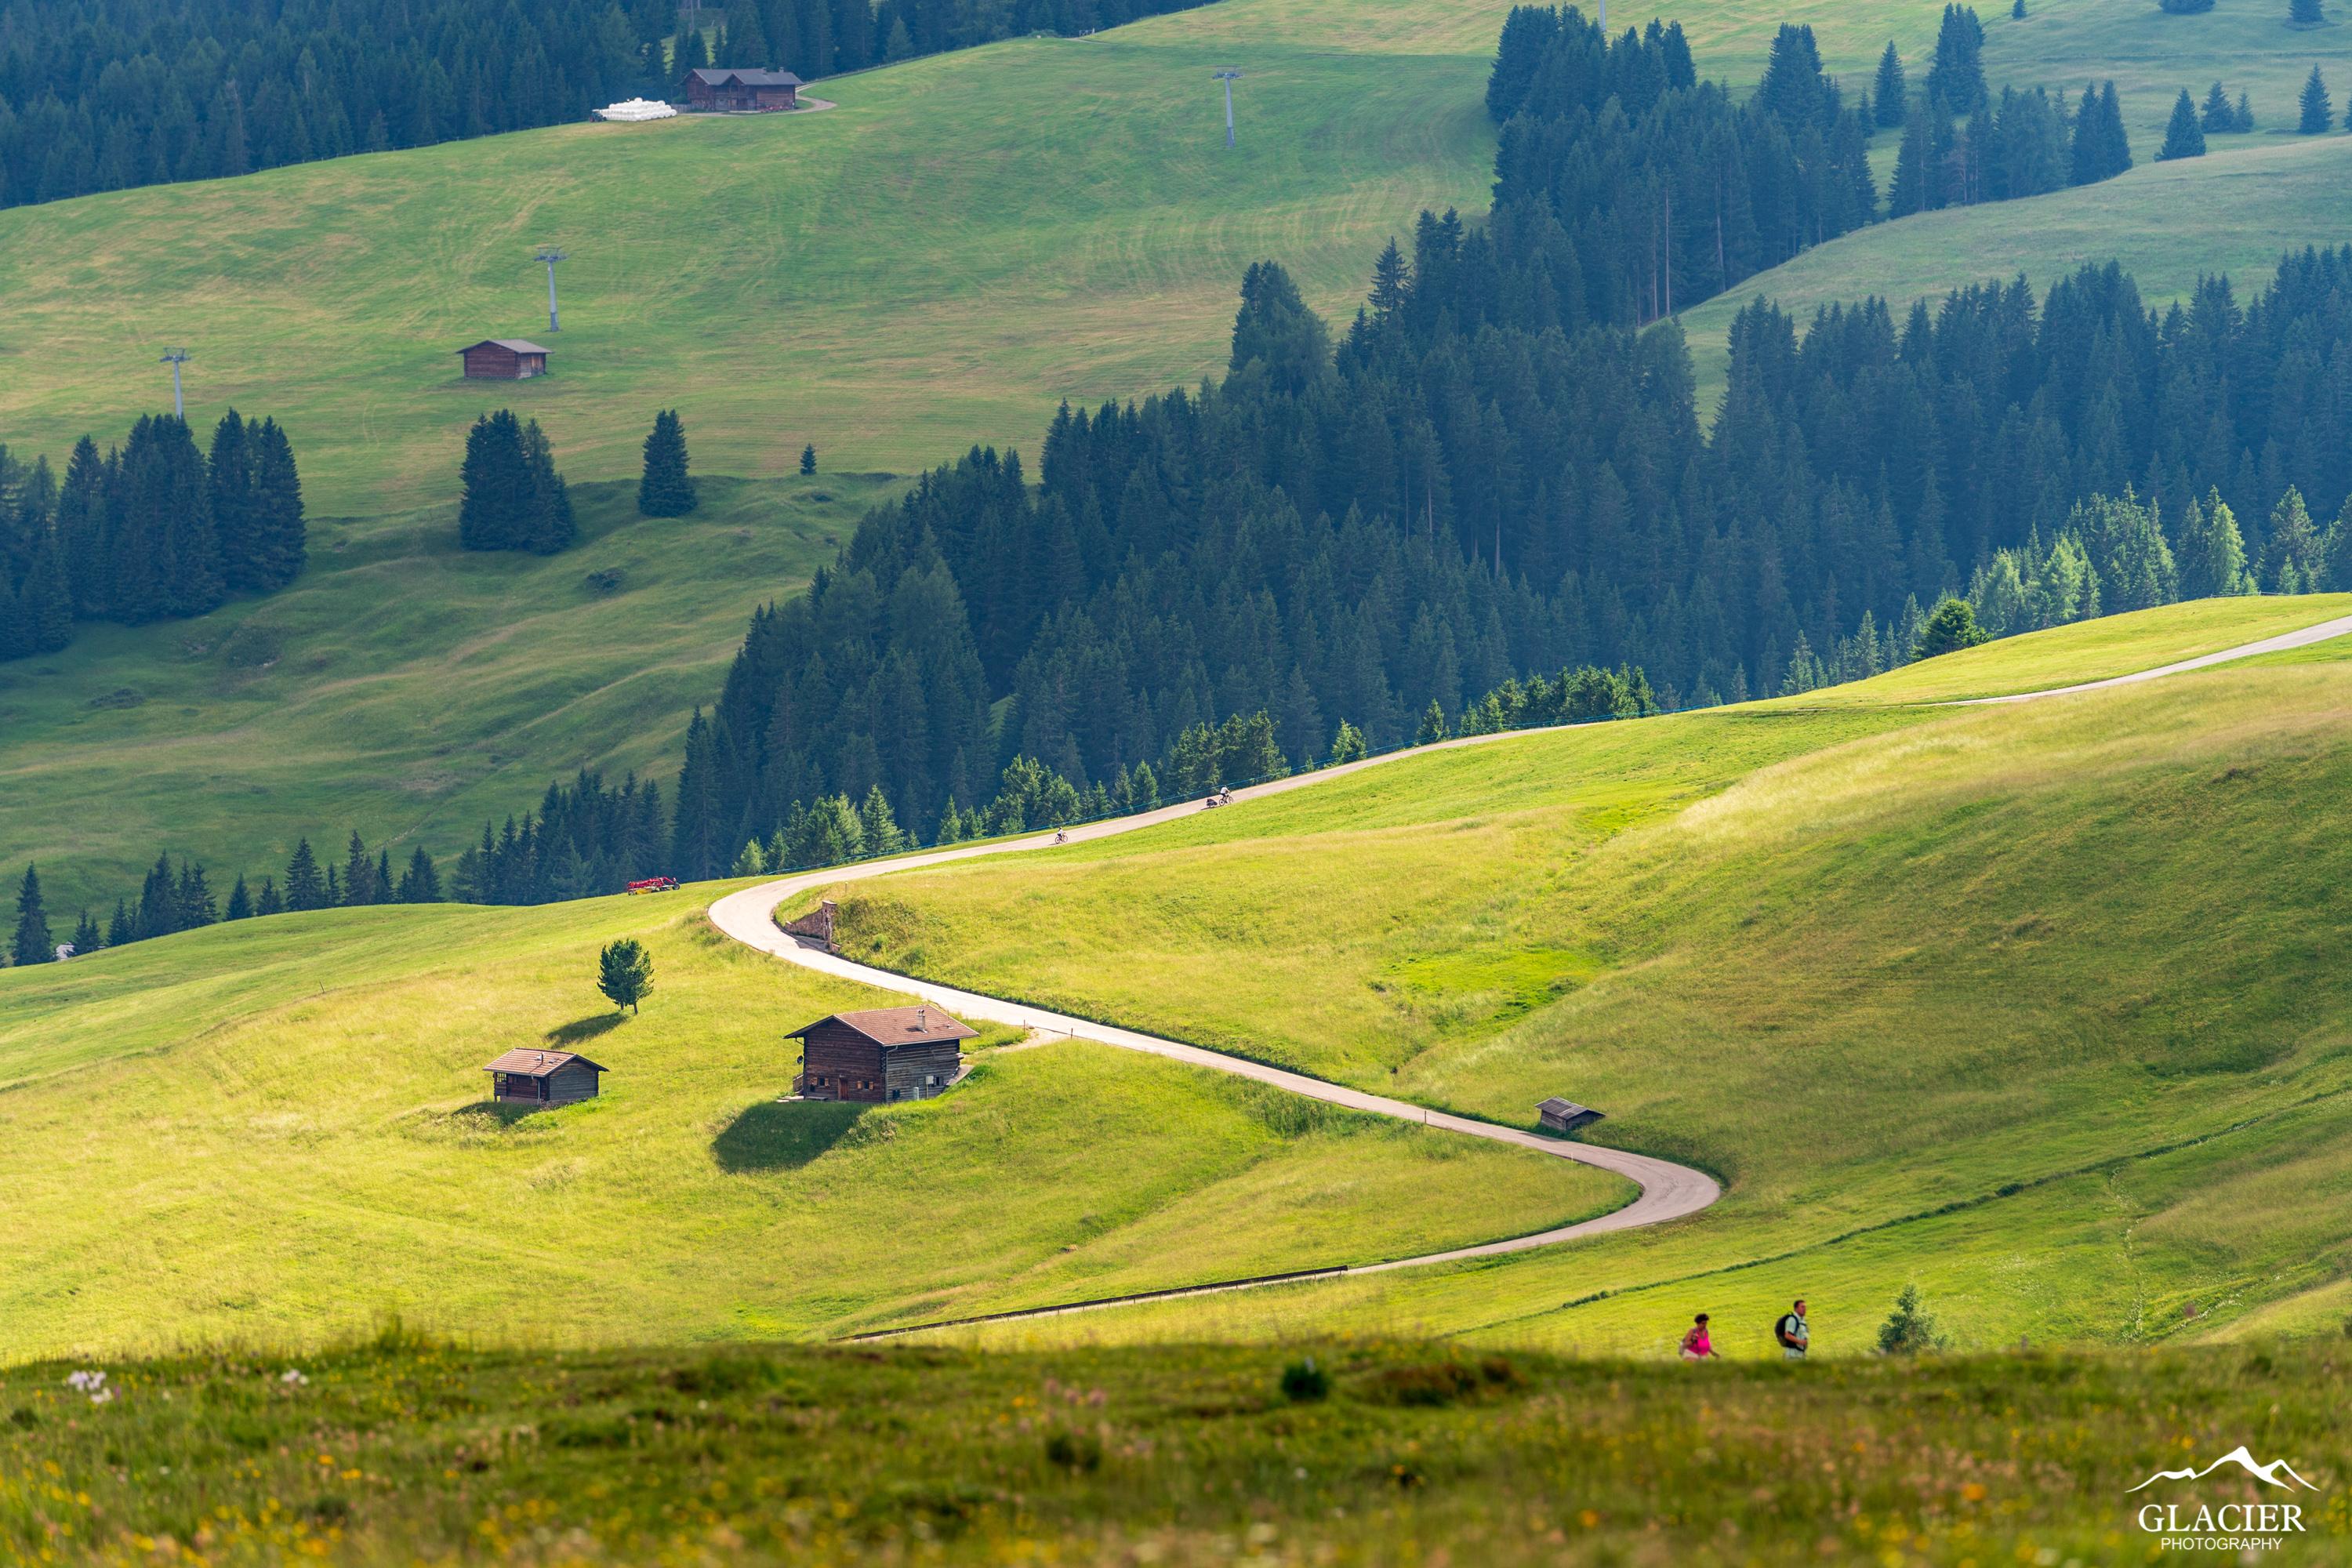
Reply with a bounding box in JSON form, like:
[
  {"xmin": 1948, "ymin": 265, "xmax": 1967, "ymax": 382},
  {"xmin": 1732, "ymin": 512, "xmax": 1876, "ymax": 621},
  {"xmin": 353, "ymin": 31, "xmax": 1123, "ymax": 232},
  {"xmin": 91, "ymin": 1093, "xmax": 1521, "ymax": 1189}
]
[{"xmin": 706, "ymin": 609, "xmax": 2352, "ymax": 1335}]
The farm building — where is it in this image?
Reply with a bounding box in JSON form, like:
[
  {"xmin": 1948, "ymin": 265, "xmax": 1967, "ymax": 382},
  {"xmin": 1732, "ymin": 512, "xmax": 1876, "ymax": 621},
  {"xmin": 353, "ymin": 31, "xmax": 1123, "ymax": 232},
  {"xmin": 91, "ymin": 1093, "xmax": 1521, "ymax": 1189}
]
[
  {"xmin": 683, "ymin": 67, "xmax": 802, "ymax": 111},
  {"xmin": 1537, "ymin": 1098, "xmax": 1604, "ymax": 1136},
  {"xmin": 457, "ymin": 339, "xmax": 550, "ymax": 379},
  {"xmin": 485, "ymin": 1048, "xmax": 607, "ymax": 1107},
  {"xmin": 789, "ymin": 1006, "xmax": 975, "ymax": 1103}
]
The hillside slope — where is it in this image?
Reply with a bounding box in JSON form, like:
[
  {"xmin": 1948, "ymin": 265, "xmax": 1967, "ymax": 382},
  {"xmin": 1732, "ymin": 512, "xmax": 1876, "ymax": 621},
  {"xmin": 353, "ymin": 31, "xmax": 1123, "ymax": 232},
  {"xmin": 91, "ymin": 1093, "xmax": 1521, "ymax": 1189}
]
[
  {"xmin": 0, "ymin": 876, "xmax": 1618, "ymax": 1360},
  {"xmin": 808, "ymin": 601, "xmax": 2352, "ymax": 1353},
  {"xmin": 0, "ymin": 476, "xmax": 880, "ymax": 914}
]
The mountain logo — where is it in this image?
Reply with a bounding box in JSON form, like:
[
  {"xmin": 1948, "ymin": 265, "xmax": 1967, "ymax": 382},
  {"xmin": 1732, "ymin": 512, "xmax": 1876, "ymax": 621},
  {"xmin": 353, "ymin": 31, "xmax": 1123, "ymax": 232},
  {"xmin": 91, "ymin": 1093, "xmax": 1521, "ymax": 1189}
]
[{"xmin": 2129, "ymin": 1446, "xmax": 2320, "ymax": 1494}]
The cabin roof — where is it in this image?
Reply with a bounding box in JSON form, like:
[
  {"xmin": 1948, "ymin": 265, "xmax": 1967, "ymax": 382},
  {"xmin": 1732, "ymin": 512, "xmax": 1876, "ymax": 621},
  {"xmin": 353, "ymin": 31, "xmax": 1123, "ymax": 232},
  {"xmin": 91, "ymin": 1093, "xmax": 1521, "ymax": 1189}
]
[
  {"xmin": 457, "ymin": 339, "xmax": 550, "ymax": 355},
  {"xmin": 1537, "ymin": 1097, "xmax": 1598, "ymax": 1117},
  {"xmin": 484, "ymin": 1048, "xmax": 608, "ymax": 1077},
  {"xmin": 786, "ymin": 1006, "xmax": 978, "ymax": 1047},
  {"xmin": 688, "ymin": 67, "xmax": 804, "ymax": 85}
]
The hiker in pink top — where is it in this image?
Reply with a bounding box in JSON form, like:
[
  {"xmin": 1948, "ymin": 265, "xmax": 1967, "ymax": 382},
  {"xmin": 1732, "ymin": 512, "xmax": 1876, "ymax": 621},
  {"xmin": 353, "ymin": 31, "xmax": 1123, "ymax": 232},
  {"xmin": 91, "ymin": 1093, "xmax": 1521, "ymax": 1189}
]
[{"xmin": 1678, "ymin": 1312, "xmax": 1719, "ymax": 1360}]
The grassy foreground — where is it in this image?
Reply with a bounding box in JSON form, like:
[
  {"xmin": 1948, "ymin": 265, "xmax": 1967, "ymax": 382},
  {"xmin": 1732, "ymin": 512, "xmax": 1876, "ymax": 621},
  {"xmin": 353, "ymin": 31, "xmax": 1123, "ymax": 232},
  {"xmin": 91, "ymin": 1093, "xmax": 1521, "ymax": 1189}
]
[
  {"xmin": 0, "ymin": 883, "xmax": 1618, "ymax": 1362},
  {"xmin": 0, "ymin": 475, "xmax": 873, "ymax": 915},
  {"xmin": 818, "ymin": 602, "xmax": 2352, "ymax": 1354},
  {"xmin": 3, "ymin": 1337, "xmax": 2345, "ymax": 1566}
]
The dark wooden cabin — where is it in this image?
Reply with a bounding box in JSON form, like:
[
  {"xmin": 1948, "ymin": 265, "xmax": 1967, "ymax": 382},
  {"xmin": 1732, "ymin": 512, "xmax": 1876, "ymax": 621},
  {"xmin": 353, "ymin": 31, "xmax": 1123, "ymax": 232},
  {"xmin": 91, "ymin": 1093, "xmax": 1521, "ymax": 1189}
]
[
  {"xmin": 485, "ymin": 1048, "xmax": 607, "ymax": 1106},
  {"xmin": 683, "ymin": 67, "xmax": 802, "ymax": 111},
  {"xmin": 789, "ymin": 1006, "xmax": 975, "ymax": 1103},
  {"xmin": 457, "ymin": 339, "xmax": 550, "ymax": 379},
  {"xmin": 1537, "ymin": 1097, "xmax": 1604, "ymax": 1136}
]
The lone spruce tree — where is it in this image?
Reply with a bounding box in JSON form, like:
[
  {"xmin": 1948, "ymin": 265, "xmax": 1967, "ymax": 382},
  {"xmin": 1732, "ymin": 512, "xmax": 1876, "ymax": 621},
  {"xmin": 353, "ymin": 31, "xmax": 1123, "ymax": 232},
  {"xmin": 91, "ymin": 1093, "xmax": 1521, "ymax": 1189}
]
[
  {"xmin": 2300, "ymin": 66, "xmax": 2332, "ymax": 132},
  {"xmin": 2292, "ymin": 0, "xmax": 2324, "ymax": 25},
  {"xmin": 637, "ymin": 409, "xmax": 697, "ymax": 516},
  {"xmin": 2159, "ymin": 89, "xmax": 2206, "ymax": 158},
  {"xmin": 597, "ymin": 937, "xmax": 655, "ymax": 1014},
  {"xmin": 800, "ymin": 443, "xmax": 817, "ymax": 475}
]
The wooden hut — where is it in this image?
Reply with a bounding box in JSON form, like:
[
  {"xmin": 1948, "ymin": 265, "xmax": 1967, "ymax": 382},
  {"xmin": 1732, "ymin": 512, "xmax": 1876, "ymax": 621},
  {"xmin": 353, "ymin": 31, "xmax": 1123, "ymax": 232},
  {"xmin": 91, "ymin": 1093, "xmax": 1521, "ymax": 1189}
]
[
  {"xmin": 485, "ymin": 1048, "xmax": 607, "ymax": 1107},
  {"xmin": 457, "ymin": 339, "xmax": 550, "ymax": 379},
  {"xmin": 788, "ymin": 1006, "xmax": 975, "ymax": 1103},
  {"xmin": 1537, "ymin": 1097, "xmax": 1604, "ymax": 1135},
  {"xmin": 682, "ymin": 67, "xmax": 803, "ymax": 111}
]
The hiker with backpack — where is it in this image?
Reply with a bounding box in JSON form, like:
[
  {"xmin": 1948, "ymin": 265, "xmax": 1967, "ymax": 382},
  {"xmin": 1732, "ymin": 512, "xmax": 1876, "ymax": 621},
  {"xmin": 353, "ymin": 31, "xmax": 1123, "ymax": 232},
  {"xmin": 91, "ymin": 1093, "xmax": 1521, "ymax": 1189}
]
[
  {"xmin": 1774, "ymin": 1298, "xmax": 1809, "ymax": 1360},
  {"xmin": 1677, "ymin": 1312, "xmax": 1719, "ymax": 1360}
]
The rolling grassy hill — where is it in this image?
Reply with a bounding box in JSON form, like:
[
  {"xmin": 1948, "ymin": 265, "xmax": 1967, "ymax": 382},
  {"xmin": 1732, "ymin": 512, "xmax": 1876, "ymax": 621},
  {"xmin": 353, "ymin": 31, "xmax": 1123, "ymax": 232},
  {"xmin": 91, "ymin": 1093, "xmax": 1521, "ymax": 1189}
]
[
  {"xmin": 0, "ymin": 873, "xmax": 1620, "ymax": 1360},
  {"xmin": 6, "ymin": 0, "xmax": 2336, "ymax": 513},
  {"xmin": 1680, "ymin": 134, "xmax": 2352, "ymax": 416},
  {"xmin": 800, "ymin": 599, "xmax": 2352, "ymax": 1355},
  {"xmin": 12, "ymin": 0, "xmax": 2352, "ymax": 913},
  {"xmin": 8, "ymin": 599, "xmax": 2348, "ymax": 1367},
  {"xmin": 0, "ymin": 475, "xmax": 880, "ymax": 915}
]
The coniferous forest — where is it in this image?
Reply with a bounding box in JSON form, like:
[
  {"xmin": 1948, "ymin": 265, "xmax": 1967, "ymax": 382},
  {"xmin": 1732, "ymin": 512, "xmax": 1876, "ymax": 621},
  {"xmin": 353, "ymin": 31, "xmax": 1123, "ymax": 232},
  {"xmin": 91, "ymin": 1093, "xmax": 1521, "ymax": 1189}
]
[
  {"xmin": 0, "ymin": 411, "xmax": 303, "ymax": 662},
  {"xmin": 0, "ymin": 0, "xmax": 1216, "ymax": 213}
]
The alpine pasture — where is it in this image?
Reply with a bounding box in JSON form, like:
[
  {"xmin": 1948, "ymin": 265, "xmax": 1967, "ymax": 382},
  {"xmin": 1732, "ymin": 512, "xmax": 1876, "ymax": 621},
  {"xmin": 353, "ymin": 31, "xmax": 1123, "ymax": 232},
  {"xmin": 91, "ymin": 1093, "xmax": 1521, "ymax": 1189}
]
[{"xmin": 811, "ymin": 602, "xmax": 2352, "ymax": 1355}]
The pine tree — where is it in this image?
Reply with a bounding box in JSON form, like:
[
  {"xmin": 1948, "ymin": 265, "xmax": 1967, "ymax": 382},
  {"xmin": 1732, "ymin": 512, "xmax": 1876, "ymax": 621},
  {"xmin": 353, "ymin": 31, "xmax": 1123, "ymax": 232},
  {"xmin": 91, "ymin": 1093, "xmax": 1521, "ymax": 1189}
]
[
  {"xmin": 2299, "ymin": 66, "xmax": 2332, "ymax": 132},
  {"xmin": 1414, "ymin": 698, "xmax": 1448, "ymax": 744},
  {"xmin": 459, "ymin": 410, "xmax": 528, "ymax": 550},
  {"xmin": 225, "ymin": 873, "xmax": 252, "ymax": 920},
  {"xmin": 107, "ymin": 898, "xmax": 135, "ymax": 947},
  {"xmin": 1872, "ymin": 42, "xmax": 1907, "ymax": 127},
  {"xmin": 397, "ymin": 845, "xmax": 443, "ymax": 902},
  {"xmin": 1328, "ymin": 719, "xmax": 1367, "ymax": 764},
  {"xmin": 12, "ymin": 863, "xmax": 53, "ymax": 965},
  {"xmin": 2099, "ymin": 81, "xmax": 2133, "ymax": 175},
  {"xmin": 2011, "ymin": 0, "xmax": 2025, "ymax": 15},
  {"xmin": 2267, "ymin": 487, "xmax": 2324, "ymax": 590},
  {"xmin": 637, "ymin": 408, "xmax": 697, "ymax": 516},
  {"xmin": 1915, "ymin": 597, "xmax": 1989, "ymax": 658},
  {"xmin": 597, "ymin": 936, "xmax": 655, "ymax": 1013},
  {"xmin": 285, "ymin": 837, "xmax": 327, "ymax": 910},
  {"xmin": 2238, "ymin": 91, "xmax": 2256, "ymax": 129},
  {"xmin": 2158, "ymin": 89, "xmax": 2206, "ymax": 159},
  {"xmin": 858, "ymin": 784, "xmax": 906, "ymax": 855},
  {"xmin": 209, "ymin": 410, "xmax": 258, "ymax": 588},
  {"xmin": 1926, "ymin": 4, "xmax": 1987, "ymax": 115},
  {"xmin": 800, "ymin": 443, "xmax": 817, "ymax": 474},
  {"xmin": 2179, "ymin": 489, "xmax": 2252, "ymax": 597},
  {"xmin": 671, "ymin": 707, "xmax": 724, "ymax": 880},
  {"xmin": 256, "ymin": 877, "xmax": 284, "ymax": 916},
  {"xmin": 71, "ymin": 909, "xmax": 102, "ymax": 954},
  {"xmin": 520, "ymin": 419, "xmax": 575, "ymax": 554},
  {"xmin": 2199, "ymin": 81, "xmax": 2235, "ymax": 132},
  {"xmin": 246, "ymin": 418, "xmax": 307, "ymax": 589},
  {"xmin": 343, "ymin": 830, "xmax": 375, "ymax": 904},
  {"xmin": 2292, "ymin": 0, "xmax": 2324, "ymax": 24}
]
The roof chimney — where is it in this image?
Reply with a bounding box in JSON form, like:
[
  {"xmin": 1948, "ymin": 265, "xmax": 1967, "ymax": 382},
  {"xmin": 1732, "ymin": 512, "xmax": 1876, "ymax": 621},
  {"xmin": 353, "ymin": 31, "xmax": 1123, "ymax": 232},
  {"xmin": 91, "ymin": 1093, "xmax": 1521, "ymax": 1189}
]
[{"xmin": 917, "ymin": 1006, "xmax": 927, "ymax": 1031}]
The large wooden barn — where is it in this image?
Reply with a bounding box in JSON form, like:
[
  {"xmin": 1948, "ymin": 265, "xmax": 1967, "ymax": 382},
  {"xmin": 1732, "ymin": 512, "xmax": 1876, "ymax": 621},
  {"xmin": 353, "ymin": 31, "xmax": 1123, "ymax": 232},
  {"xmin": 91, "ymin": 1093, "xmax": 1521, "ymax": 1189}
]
[
  {"xmin": 458, "ymin": 339, "xmax": 550, "ymax": 379},
  {"xmin": 683, "ymin": 67, "xmax": 802, "ymax": 111},
  {"xmin": 789, "ymin": 1006, "xmax": 975, "ymax": 1103},
  {"xmin": 485, "ymin": 1048, "xmax": 607, "ymax": 1107}
]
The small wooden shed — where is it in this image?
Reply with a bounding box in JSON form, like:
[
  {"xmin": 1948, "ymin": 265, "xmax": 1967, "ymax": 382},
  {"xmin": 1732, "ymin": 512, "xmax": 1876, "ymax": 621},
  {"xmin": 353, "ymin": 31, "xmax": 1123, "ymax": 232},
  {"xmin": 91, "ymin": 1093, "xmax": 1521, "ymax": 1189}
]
[
  {"xmin": 458, "ymin": 339, "xmax": 550, "ymax": 379},
  {"xmin": 788, "ymin": 1005, "xmax": 975, "ymax": 1103},
  {"xmin": 485, "ymin": 1048, "xmax": 607, "ymax": 1107},
  {"xmin": 683, "ymin": 67, "xmax": 802, "ymax": 111},
  {"xmin": 1537, "ymin": 1098, "xmax": 1604, "ymax": 1136}
]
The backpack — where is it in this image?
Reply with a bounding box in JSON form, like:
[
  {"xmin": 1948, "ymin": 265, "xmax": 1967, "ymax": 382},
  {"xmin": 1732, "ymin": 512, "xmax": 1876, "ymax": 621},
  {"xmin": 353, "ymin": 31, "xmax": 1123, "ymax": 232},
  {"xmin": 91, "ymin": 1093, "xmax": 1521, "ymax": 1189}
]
[{"xmin": 1773, "ymin": 1312, "xmax": 1800, "ymax": 1346}]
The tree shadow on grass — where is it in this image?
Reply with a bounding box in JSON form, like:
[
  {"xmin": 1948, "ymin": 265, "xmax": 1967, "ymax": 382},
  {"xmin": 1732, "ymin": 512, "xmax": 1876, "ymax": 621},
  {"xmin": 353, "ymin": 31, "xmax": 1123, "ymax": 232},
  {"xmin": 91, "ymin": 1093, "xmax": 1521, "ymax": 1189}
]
[
  {"xmin": 545, "ymin": 1013, "xmax": 625, "ymax": 1046},
  {"xmin": 713, "ymin": 1100, "xmax": 866, "ymax": 1174}
]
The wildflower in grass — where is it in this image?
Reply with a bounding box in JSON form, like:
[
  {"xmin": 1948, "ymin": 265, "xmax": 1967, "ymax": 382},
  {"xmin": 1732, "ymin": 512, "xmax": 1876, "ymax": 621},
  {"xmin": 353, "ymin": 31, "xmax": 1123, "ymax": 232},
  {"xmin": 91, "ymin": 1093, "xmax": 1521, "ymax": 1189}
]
[
  {"xmin": 65, "ymin": 1369, "xmax": 114, "ymax": 1403},
  {"xmin": 281, "ymin": 1368, "xmax": 308, "ymax": 1387}
]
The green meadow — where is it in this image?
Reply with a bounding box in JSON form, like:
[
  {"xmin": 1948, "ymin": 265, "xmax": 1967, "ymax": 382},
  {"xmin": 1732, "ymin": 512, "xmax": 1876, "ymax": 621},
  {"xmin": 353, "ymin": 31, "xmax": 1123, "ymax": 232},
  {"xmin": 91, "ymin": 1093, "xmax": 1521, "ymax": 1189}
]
[
  {"xmin": 6, "ymin": 1337, "xmax": 2345, "ymax": 1566},
  {"xmin": 0, "ymin": 475, "xmax": 876, "ymax": 915},
  {"xmin": 0, "ymin": 877, "xmax": 1617, "ymax": 1361},
  {"xmin": 805, "ymin": 601, "xmax": 2352, "ymax": 1355},
  {"xmin": 9, "ymin": 0, "xmax": 2343, "ymax": 511}
]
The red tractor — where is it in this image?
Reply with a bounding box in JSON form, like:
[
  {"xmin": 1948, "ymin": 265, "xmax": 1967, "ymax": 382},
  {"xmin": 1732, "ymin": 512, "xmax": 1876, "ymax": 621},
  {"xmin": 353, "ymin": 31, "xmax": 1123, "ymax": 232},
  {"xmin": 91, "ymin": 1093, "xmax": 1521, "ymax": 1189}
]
[{"xmin": 626, "ymin": 875, "xmax": 681, "ymax": 895}]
